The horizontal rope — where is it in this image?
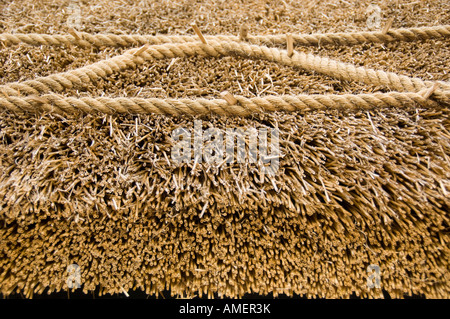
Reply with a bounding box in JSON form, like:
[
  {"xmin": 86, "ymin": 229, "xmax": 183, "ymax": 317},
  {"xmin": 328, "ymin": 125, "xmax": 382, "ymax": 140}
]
[
  {"xmin": 0, "ymin": 91, "xmax": 447, "ymax": 116},
  {"xmin": 1, "ymin": 40, "xmax": 449, "ymax": 103},
  {"xmin": 0, "ymin": 25, "xmax": 449, "ymax": 48}
]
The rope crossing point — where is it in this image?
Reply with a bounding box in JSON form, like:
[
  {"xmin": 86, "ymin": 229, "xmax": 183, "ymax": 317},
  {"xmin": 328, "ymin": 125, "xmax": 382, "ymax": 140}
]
[{"xmin": 0, "ymin": 25, "xmax": 449, "ymax": 115}]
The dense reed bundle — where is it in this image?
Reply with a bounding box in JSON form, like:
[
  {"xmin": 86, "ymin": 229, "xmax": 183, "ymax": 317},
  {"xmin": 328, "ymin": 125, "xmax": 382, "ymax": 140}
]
[{"xmin": 0, "ymin": 108, "xmax": 448, "ymax": 298}]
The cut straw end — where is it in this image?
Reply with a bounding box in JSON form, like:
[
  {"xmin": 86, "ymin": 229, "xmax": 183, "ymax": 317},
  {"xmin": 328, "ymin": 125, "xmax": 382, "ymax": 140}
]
[
  {"xmin": 133, "ymin": 44, "xmax": 149, "ymax": 56},
  {"xmin": 191, "ymin": 23, "xmax": 207, "ymax": 44},
  {"xmin": 422, "ymin": 82, "xmax": 439, "ymax": 99},
  {"xmin": 286, "ymin": 34, "xmax": 294, "ymax": 57},
  {"xmin": 382, "ymin": 17, "xmax": 395, "ymax": 35},
  {"xmin": 119, "ymin": 285, "xmax": 129, "ymax": 297},
  {"xmin": 68, "ymin": 28, "xmax": 81, "ymax": 41},
  {"xmin": 220, "ymin": 91, "xmax": 237, "ymax": 105},
  {"xmin": 239, "ymin": 24, "xmax": 249, "ymax": 41}
]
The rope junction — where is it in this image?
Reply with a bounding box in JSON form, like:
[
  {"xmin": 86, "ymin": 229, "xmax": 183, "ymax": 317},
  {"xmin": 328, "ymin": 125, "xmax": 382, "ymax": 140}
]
[{"xmin": 0, "ymin": 25, "xmax": 449, "ymax": 115}]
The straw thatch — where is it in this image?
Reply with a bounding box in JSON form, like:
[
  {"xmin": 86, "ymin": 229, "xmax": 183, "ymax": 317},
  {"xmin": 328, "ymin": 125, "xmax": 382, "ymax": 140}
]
[
  {"xmin": 0, "ymin": 107, "xmax": 448, "ymax": 298},
  {"xmin": 0, "ymin": 0, "xmax": 449, "ymax": 298}
]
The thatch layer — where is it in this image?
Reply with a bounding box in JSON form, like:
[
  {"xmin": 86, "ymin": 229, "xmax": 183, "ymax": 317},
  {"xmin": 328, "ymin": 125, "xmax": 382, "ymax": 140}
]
[{"xmin": 0, "ymin": 108, "xmax": 448, "ymax": 298}]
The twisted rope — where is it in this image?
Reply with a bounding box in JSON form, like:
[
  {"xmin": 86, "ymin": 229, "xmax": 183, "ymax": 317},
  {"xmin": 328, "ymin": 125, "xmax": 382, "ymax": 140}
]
[
  {"xmin": 0, "ymin": 25, "xmax": 448, "ymax": 116},
  {"xmin": 0, "ymin": 49, "xmax": 139, "ymax": 97},
  {"xmin": 0, "ymin": 25, "xmax": 450, "ymax": 47},
  {"xmin": 1, "ymin": 40, "xmax": 448, "ymax": 101},
  {"xmin": 0, "ymin": 91, "xmax": 445, "ymax": 116},
  {"xmin": 0, "ymin": 25, "xmax": 449, "ymax": 48}
]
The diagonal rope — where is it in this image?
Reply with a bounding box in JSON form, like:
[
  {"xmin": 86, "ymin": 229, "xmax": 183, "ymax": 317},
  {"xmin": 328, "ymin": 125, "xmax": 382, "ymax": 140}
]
[{"xmin": 1, "ymin": 40, "xmax": 448, "ymax": 100}]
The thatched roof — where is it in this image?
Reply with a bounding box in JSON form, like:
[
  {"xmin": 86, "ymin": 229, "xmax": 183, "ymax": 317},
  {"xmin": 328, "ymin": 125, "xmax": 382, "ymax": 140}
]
[{"xmin": 0, "ymin": 0, "xmax": 449, "ymax": 298}]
